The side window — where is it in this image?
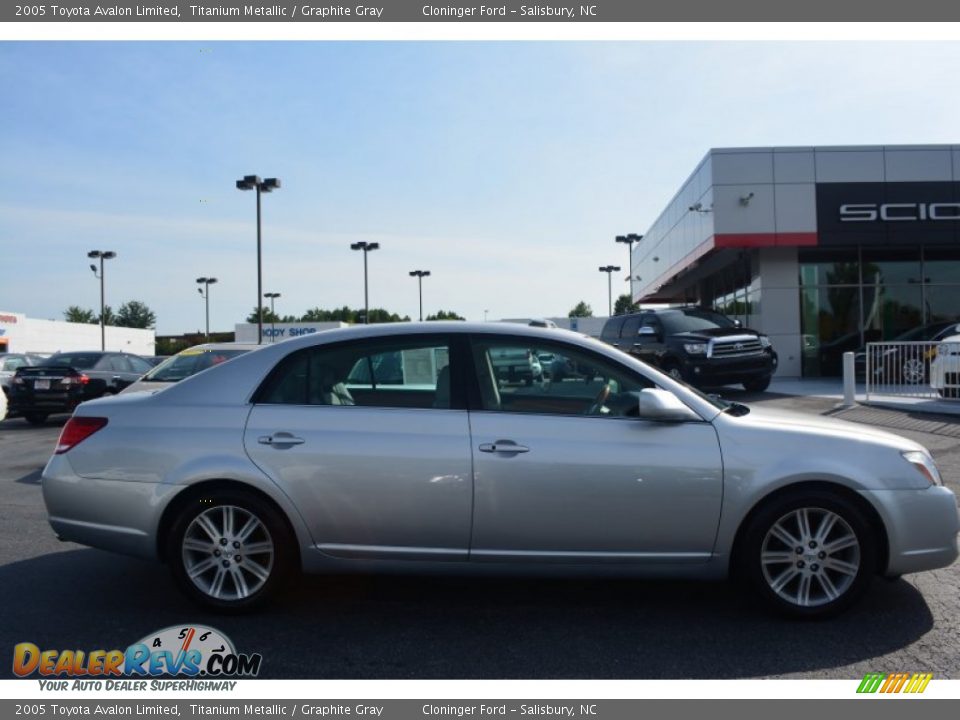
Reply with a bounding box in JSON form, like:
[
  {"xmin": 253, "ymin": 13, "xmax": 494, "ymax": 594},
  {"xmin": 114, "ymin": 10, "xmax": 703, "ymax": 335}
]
[
  {"xmin": 256, "ymin": 338, "xmax": 453, "ymax": 410},
  {"xmin": 471, "ymin": 339, "xmax": 653, "ymax": 417},
  {"xmin": 106, "ymin": 355, "xmax": 131, "ymax": 372},
  {"xmin": 601, "ymin": 318, "xmax": 625, "ymax": 341},
  {"xmin": 620, "ymin": 316, "xmax": 641, "ymax": 341},
  {"xmin": 3, "ymin": 357, "xmax": 25, "ymax": 371},
  {"xmin": 128, "ymin": 356, "xmax": 153, "ymax": 374}
]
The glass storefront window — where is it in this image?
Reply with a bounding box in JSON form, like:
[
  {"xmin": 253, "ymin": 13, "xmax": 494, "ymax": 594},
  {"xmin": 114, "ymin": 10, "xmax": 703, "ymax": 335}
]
[
  {"xmin": 800, "ymin": 285, "xmax": 861, "ymax": 377},
  {"xmin": 798, "ymin": 248, "xmax": 859, "ymax": 286},
  {"xmin": 924, "ymin": 247, "xmax": 960, "ymax": 285},
  {"xmin": 860, "ymin": 248, "xmax": 922, "ymax": 286},
  {"xmin": 925, "ymin": 285, "xmax": 960, "ymax": 325},
  {"xmin": 861, "ymin": 285, "xmax": 923, "ymax": 341}
]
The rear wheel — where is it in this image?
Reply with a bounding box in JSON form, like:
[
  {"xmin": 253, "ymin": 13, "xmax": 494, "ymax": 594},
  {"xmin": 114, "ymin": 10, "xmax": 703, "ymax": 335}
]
[
  {"xmin": 739, "ymin": 490, "xmax": 876, "ymax": 618},
  {"xmin": 167, "ymin": 489, "xmax": 293, "ymax": 612},
  {"xmin": 24, "ymin": 412, "xmax": 48, "ymax": 426}
]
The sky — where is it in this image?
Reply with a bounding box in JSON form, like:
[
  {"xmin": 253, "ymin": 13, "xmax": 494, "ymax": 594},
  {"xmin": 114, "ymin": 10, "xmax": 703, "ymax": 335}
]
[{"xmin": 2, "ymin": 41, "xmax": 960, "ymax": 334}]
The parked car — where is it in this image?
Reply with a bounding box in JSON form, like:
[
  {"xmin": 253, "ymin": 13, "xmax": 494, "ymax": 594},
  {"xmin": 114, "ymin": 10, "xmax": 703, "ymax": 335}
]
[
  {"xmin": 601, "ymin": 308, "xmax": 777, "ymax": 391},
  {"xmin": 121, "ymin": 343, "xmax": 259, "ymax": 394},
  {"xmin": 0, "ymin": 353, "xmax": 45, "ymax": 416},
  {"xmin": 42, "ymin": 323, "xmax": 957, "ymax": 617},
  {"xmin": 489, "ymin": 346, "xmax": 543, "ymax": 386},
  {"xmin": 855, "ymin": 322, "xmax": 960, "ymax": 384},
  {"xmin": 929, "ymin": 333, "xmax": 960, "ymax": 399},
  {"xmin": 8, "ymin": 351, "xmax": 154, "ymax": 424}
]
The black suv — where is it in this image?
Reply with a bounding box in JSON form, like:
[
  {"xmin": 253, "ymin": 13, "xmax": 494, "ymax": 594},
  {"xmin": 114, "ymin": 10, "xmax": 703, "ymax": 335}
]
[
  {"xmin": 8, "ymin": 351, "xmax": 154, "ymax": 424},
  {"xmin": 601, "ymin": 308, "xmax": 778, "ymax": 391}
]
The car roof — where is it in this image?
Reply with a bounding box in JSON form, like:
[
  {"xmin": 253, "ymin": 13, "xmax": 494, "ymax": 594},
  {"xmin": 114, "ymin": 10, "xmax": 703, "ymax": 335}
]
[{"xmin": 177, "ymin": 342, "xmax": 260, "ymax": 352}]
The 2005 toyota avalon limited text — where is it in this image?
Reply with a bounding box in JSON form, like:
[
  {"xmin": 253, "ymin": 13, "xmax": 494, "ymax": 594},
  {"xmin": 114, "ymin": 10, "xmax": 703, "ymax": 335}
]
[{"xmin": 41, "ymin": 323, "xmax": 959, "ymax": 617}]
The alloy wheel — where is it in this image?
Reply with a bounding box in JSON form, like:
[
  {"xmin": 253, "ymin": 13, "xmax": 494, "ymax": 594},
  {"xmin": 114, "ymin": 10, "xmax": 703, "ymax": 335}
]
[
  {"xmin": 181, "ymin": 505, "xmax": 275, "ymax": 601},
  {"xmin": 901, "ymin": 358, "xmax": 925, "ymax": 384},
  {"xmin": 760, "ymin": 507, "xmax": 861, "ymax": 608}
]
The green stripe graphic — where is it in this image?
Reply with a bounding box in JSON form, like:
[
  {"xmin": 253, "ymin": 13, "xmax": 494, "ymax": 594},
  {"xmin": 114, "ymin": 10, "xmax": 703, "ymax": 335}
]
[{"xmin": 857, "ymin": 673, "xmax": 886, "ymax": 693}]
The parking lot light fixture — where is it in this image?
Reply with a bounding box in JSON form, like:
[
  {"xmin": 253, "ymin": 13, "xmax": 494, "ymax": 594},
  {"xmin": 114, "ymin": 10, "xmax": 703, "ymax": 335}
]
[
  {"xmin": 87, "ymin": 250, "xmax": 116, "ymax": 351},
  {"xmin": 264, "ymin": 292, "xmax": 281, "ymax": 342},
  {"xmin": 598, "ymin": 265, "xmax": 621, "ymax": 317},
  {"xmin": 196, "ymin": 277, "xmax": 218, "ymax": 341},
  {"xmin": 350, "ymin": 241, "xmax": 380, "ymax": 324},
  {"xmin": 408, "ymin": 270, "xmax": 431, "ymax": 321},
  {"xmin": 236, "ymin": 174, "xmax": 281, "ymax": 344},
  {"xmin": 616, "ymin": 233, "xmax": 643, "ymax": 299}
]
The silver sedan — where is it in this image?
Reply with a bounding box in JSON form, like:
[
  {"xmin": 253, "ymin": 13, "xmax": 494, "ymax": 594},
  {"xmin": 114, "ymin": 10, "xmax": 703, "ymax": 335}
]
[{"xmin": 41, "ymin": 323, "xmax": 959, "ymax": 617}]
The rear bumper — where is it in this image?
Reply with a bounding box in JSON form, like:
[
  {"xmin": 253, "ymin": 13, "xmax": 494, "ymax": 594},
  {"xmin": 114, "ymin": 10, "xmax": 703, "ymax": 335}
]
[
  {"xmin": 8, "ymin": 389, "xmax": 87, "ymax": 415},
  {"xmin": 42, "ymin": 453, "xmax": 183, "ymax": 560},
  {"xmin": 862, "ymin": 486, "xmax": 960, "ymax": 576}
]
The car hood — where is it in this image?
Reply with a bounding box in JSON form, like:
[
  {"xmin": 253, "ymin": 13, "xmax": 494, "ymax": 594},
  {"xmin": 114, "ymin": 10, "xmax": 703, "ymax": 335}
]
[
  {"xmin": 727, "ymin": 405, "xmax": 926, "ymax": 453},
  {"xmin": 670, "ymin": 327, "xmax": 760, "ymax": 341}
]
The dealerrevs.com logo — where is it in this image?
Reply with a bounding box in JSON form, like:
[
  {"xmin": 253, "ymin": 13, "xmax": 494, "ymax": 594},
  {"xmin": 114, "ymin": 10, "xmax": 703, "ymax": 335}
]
[{"xmin": 13, "ymin": 625, "xmax": 262, "ymax": 688}]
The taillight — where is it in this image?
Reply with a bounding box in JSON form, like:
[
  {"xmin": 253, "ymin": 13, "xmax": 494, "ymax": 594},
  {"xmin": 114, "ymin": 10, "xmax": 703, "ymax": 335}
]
[
  {"xmin": 55, "ymin": 417, "xmax": 108, "ymax": 454},
  {"xmin": 13, "ymin": 376, "xmax": 25, "ymax": 385},
  {"xmin": 60, "ymin": 374, "xmax": 90, "ymax": 387}
]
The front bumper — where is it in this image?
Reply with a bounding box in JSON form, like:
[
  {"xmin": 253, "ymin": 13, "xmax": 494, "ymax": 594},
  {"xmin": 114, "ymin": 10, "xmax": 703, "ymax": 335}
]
[
  {"xmin": 862, "ymin": 486, "xmax": 960, "ymax": 576},
  {"xmin": 42, "ymin": 452, "xmax": 184, "ymax": 560},
  {"xmin": 681, "ymin": 351, "xmax": 778, "ymax": 386}
]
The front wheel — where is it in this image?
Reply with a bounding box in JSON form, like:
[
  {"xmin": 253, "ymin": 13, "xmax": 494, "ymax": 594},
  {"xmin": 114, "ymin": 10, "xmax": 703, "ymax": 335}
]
[
  {"xmin": 738, "ymin": 491, "xmax": 876, "ymax": 618},
  {"xmin": 167, "ymin": 489, "xmax": 292, "ymax": 611}
]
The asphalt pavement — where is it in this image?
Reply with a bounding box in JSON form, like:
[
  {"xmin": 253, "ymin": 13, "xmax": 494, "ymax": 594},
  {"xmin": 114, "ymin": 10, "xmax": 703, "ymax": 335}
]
[{"xmin": 1, "ymin": 395, "xmax": 958, "ymax": 680}]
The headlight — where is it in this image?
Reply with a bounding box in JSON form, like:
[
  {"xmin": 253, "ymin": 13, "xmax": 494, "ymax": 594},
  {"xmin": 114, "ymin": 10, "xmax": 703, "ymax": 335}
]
[
  {"xmin": 902, "ymin": 450, "xmax": 942, "ymax": 486},
  {"xmin": 759, "ymin": 336, "xmax": 771, "ymax": 348},
  {"xmin": 684, "ymin": 343, "xmax": 707, "ymax": 355}
]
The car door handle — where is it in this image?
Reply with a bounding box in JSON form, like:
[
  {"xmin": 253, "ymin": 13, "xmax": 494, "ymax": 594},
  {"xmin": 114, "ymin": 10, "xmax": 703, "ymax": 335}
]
[
  {"xmin": 258, "ymin": 433, "xmax": 305, "ymax": 447},
  {"xmin": 479, "ymin": 440, "xmax": 530, "ymax": 454}
]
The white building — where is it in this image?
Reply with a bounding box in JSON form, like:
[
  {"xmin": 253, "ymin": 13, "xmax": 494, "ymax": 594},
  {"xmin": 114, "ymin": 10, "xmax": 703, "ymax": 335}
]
[
  {"xmin": 633, "ymin": 145, "xmax": 960, "ymax": 377},
  {"xmin": 234, "ymin": 321, "xmax": 349, "ymax": 344},
  {"xmin": 0, "ymin": 311, "xmax": 155, "ymax": 356}
]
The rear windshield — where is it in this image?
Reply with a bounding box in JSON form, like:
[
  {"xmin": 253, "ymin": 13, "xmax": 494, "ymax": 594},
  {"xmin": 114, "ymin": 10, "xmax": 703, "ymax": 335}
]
[
  {"xmin": 42, "ymin": 353, "xmax": 102, "ymax": 369},
  {"xmin": 141, "ymin": 348, "xmax": 249, "ymax": 382},
  {"xmin": 659, "ymin": 309, "xmax": 737, "ymax": 334}
]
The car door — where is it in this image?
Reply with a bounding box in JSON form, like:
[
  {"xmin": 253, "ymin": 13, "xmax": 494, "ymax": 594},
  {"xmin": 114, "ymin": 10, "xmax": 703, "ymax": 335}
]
[
  {"xmin": 467, "ymin": 336, "xmax": 723, "ymax": 562},
  {"xmin": 243, "ymin": 334, "xmax": 474, "ymax": 560}
]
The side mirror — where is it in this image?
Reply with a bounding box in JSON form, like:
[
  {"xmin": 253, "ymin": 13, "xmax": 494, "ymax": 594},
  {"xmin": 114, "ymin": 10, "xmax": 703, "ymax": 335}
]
[
  {"xmin": 733, "ymin": 319, "xmax": 742, "ymax": 328},
  {"xmin": 636, "ymin": 326, "xmax": 659, "ymax": 344},
  {"xmin": 638, "ymin": 388, "xmax": 700, "ymax": 422}
]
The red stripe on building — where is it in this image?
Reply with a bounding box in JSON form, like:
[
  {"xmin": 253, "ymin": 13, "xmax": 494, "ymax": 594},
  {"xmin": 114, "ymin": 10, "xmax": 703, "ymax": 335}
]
[{"xmin": 714, "ymin": 232, "xmax": 818, "ymax": 248}]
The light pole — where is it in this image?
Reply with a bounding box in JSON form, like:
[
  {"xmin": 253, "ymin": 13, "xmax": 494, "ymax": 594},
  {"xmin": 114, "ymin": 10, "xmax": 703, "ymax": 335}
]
[
  {"xmin": 236, "ymin": 174, "xmax": 281, "ymax": 344},
  {"xmin": 408, "ymin": 270, "xmax": 430, "ymax": 321},
  {"xmin": 87, "ymin": 250, "xmax": 116, "ymax": 351},
  {"xmin": 264, "ymin": 292, "xmax": 281, "ymax": 342},
  {"xmin": 615, "ymin": 233, "xmax": 643, "ymax": 300},
  {"xmin": 196, "ymin": 277, "xmax": 218, "ymax": 341},
  {"xmin": 350, "ymin": 241, "xmax": 380, "ymax": 324},
  {"xmin": 598, "ymin": 265, "xmax": 621, "ymax": 317}
]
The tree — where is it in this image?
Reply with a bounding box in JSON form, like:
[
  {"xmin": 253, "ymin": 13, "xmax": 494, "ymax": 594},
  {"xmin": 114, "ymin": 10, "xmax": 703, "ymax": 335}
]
[
  {"xmin": 116, "ymin": 300, "xmax": 156, "ymax": 329},
  {"xmin": 614, "ymin": 294, "xmax": 640, "ymax": 316},
  {"xmin": 299, "ymin": 306, "xmax": 410, "ymax": 324},
  {"xmin": 426, "ymin": 310, "xmax": 465, "ymax": 321},
  {"xmin": 568, "ymin": 301, "xmax": 593, "ymax": 318},
  {"xmin": 97, "ymin": 306, "xmax": 116, "ymax": 326},
  {"xmin": 64, "ymin": 306, "xmax": 97, "ymax": 324},
  {"xmin": 247, "ymin": 306, "xmax": 282, "ymax": 324}
]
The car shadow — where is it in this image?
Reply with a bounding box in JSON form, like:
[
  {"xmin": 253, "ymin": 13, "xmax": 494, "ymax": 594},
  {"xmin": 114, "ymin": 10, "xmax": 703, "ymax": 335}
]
[{"xmin": 0, "ymin": 548, "xmax": 935, "ymax": 679}]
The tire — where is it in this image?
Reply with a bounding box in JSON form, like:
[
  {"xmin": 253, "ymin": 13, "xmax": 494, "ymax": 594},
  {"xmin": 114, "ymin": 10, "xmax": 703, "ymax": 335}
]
[
  {"xmin": 24, "ymin": 412, "xmax": 48, "ymax": 426},
  {"xmin": 738, "ymin": 490, "xmax": 876, "ymax": 619},
  {"xmin": 166, "ymin": 488, "xmax": 293, "ymax": 612},
  {"xmin": 743, "ymin": 375, "xmax": 772, "ymax": 392}
]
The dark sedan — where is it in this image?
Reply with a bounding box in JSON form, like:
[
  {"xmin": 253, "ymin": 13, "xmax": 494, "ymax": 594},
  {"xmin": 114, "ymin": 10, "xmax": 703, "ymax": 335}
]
[{"xmin": 8, "ymin": 351, "xmax": 154, "ymax": 424}]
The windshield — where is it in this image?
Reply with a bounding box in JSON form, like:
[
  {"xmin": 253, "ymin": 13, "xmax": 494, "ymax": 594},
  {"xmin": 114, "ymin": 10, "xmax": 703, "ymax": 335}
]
[
  {"xmin": 659, "ymin": 309, "xmax": 737, "ymax": 334},
  {"xmin": 43, "ymin": 353, "xmax": 101, "ymax": 369},
  {"xmin": 141, "ymin": 348, "xmax": 249, "ymax": 382}
]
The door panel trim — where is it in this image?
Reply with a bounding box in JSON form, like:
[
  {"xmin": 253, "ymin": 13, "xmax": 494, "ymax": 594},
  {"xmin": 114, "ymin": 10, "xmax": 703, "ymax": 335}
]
[
  {"xmin": 318, "ymin": 543, "xmax": 468, "ymax": 561},
  {"xmin": 471, "ymin": 549, "xmax": 712, "ymax": 564}
]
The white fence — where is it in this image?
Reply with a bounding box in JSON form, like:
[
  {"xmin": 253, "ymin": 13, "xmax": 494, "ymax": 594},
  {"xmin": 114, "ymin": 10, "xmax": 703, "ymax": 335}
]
[{"xmin": 864, "ymin": 341, "xmax": 960, "ymax": 402}]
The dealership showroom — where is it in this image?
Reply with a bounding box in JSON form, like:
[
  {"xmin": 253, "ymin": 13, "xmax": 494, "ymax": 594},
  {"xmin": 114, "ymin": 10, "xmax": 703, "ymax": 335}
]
[{"xmin": 631, "ymin": 145, "xmax": 960, "ymax": 377}]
